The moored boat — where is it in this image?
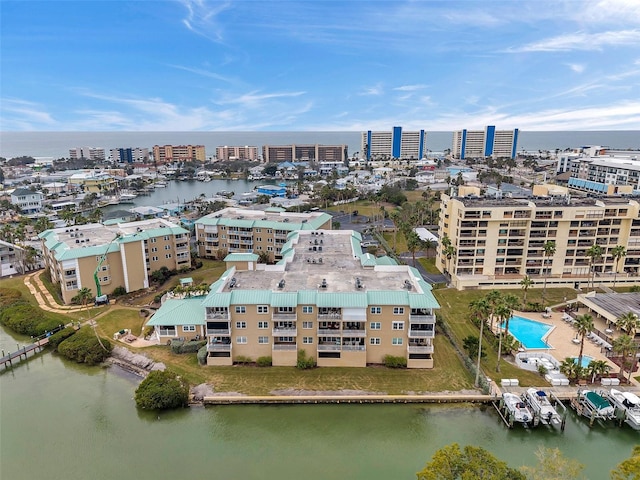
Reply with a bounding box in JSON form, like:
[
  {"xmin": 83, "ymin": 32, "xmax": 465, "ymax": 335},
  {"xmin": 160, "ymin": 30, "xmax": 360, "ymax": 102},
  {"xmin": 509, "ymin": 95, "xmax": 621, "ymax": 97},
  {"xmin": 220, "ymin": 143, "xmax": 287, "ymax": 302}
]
[
  {"xmin": 573, "ymin": 389, "xmax": 615, "ymax": 421},
  {"xmin": 502, "ymin": 392, "xmax": 533, "ymax": 424},
  {"xmin": 523, "ymin": 388, "xmax": 562, "ymax": 425},
  {"xmin": 606, "ymin": 389, "xmax": 640, "ymax": 430}
]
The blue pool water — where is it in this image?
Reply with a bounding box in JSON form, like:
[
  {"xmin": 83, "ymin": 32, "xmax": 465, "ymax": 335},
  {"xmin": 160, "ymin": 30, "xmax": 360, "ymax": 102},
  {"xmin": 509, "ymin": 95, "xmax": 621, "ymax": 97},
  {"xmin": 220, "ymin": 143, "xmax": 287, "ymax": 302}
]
[
  {"xmin": 572, "ymin": 356, "xmax": 594, "ymax": 368},
  {"xmin": 502, "ymin": 316, "xmax": 552, "ymax": 349}
]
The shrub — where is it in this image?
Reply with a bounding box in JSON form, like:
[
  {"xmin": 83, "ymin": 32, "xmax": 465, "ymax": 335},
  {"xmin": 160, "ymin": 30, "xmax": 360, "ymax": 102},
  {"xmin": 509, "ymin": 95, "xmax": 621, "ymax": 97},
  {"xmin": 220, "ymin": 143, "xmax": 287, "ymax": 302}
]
[
  {"xmin": 179, "ymin": 340, "xmax": 206, "ymax": 354},
  {"xmin": 0, "ymin": 300, "xmax": 62, "ymax": 336},
  {"xmin": 57, "ymin": 327, "xmax": 112, "ymax": 365},
  {"xmin": 48, "ymin": 327, "xmax": 77, "ymax": 350},
  {"xmin": 153, "ymin": 294, "xmax": 163, "ymax": 304},
  {"xmin": 0, "ymin": 287, "xmax": 22, "ymax": 308},
  {"xmin": 234, "ymin": 355, "xmax": 253, "ymax": 365},
  {"xmin": 134, "ymin": 370, "xmax": 189, "ymax": 410},
  {"xmin": 170, "ymin": 339, "xmax": 185, "ymax": 354},
  {"xmin": 111, "ymin": 286, "xmax": 127, "ymax": 297},
  {"xmin": 296, "ymin": 349, "xmax": 315, "ymax": 369},
  {"xmin": 197, "ymin": 345, "xmax": 208, "ymax": 365},
  {"xmin": 383, "ymin": 355, "xmax": 407, "ymax": 368},
  {"xmin": 256, "ymin": 356, "xmax": 272, "ymax": 367}
]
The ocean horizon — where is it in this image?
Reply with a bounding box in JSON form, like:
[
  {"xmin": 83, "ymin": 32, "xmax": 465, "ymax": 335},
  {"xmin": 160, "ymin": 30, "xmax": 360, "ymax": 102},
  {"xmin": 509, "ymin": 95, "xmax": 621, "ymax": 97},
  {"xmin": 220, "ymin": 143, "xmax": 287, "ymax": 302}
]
[{"xmin": 1, "ymin": 130, "xmax": 639, "ymax": 159}]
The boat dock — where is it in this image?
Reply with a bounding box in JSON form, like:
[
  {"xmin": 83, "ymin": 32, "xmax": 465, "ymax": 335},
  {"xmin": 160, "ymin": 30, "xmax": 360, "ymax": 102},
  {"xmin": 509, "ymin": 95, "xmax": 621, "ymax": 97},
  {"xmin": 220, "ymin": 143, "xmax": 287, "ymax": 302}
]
[{"xmin": 1, "ymin": 325, "xmax": 65, "ymax": 370}]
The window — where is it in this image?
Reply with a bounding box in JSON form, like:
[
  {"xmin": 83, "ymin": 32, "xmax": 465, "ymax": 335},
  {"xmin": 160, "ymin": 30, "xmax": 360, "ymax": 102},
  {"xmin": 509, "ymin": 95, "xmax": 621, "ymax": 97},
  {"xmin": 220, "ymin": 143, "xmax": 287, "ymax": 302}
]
[
  {"xmin": 303, "ymin": 337, "xmax": 313, "ymax": 344},
  {"xmin": 164, "ymin": 245, "xmax": 171, "ymax": 250},
  {"xmin": 258, "ymin": 321, "xmax": 269, "ymax": 329},
  {"xmin": 165, "ymin": 254, "xmax": 172, "ymax": 259},
  {"xmin": 392, "ymin": 321, "xmax": 404, "ymax": 330},
  {"xmin": 302, "ymin": 306, "xmax": 314, "ymax": 314},
  {"xmin": 393, "ymin": 307, "xmax": 405, "ymax": 315},
  {"xmin": 235, "ymin": 306, "xmax": 246, "ymax": 314},
  {"xmin": 236, "ymin": 336, "xmax": 247, "ymax": 344},
  {"xmin": 370, "ymin": 306, "xmax": 381, "ymax": 314},
  {"xmin": 150, "ymin": 247, "xmax": 158, "ymax": 252},
  {"xmin": 255, "ymin": 228, "xmax": 261, "ymax": 233},
  {"xmin": 151, "ymin": 238, "xmax": 157, "ymax": 243},
  {"xmin": 370, "ymin": 322, "xmax": 381, "ymax": 330},
  {"xmin": 370, "ymin": 337, "xmax": 381, "ymax": 345},
  {"xmin": 303, "ymin": 321, "xmax": 313, "ymax": 329},
  {"xmin": 392, "ymin": 337, "xmax": 403, "ymax": 345},
  {"xmin": 267, "ymin": 246, "xmax": 273, "ymax": 251},
  {"xmin": 163, "ymin": 235, "xmax": 170, "ymax": 241},
  {"xmin": 235, "ymin": 321, "xmax": 246, "ymax": 329},
  {"xmin": 152, "ymin": 256, "xmax": 158, "ymax": 261},
  {"xmin": 257, "ymin": 305, "xmax": 269, "ymax": 314},
  {"xmin": 183, "ymin": 325, "xmax": 196, "ymax": 332},
  {"xmin": 258, "ymin": 336, "xmax": 269, "ymax": 344},
  {"xmin": 256, "ymin": 237, "xmax": 262, "ymax": 242}
]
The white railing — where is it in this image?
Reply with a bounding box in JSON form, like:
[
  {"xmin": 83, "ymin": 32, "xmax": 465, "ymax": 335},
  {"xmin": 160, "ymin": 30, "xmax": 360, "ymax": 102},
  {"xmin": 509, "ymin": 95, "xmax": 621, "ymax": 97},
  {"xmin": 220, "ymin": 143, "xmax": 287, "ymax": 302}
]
[
  {"xmin": 342, "ymin": 345, "xmax": 366, "ymax": 351},
  {"xmin": 206, "ymin": 328, "xmax": 230, "ymax": 335},
  {"xmin": 158, "ymin": 329, "xmax": 176, "ymax": 336},
  {"xmin": 318, "ymin": 313, "xmax": 342, "ymax": 320},
  {"xmin": 272, "ymin": 328, "xmax": 297, "ymax": 336},
  {"xmin": 317, "ymin": 344, "xmax": 341, "ymax": 351},
  {"xmin": 273, "ymin": 344, "xmax": 297, "ymax": 351},
  {"xmin": 206, "ymin": 313, "xmax": 229, "ymax": 320},
  {"xmin": 408, "ymin": 329, "xmax": 435, "ymax": 338},
  {"xmin": 207, "ymin": 344, "xmax": 231, "ymax": 352},
  {"xmin": 272, "ymin": 313, "xmax": 297, "ymax": 321},
  {"xmin": 408, "ymin": 345, "xmax": 434, "ymax": 354},
  {"xmin": 342, "ymin": 329, "xmax": 366, "ymax": 337},
  {"xmin": 409, "ymin": 314, "xmax": 436, "ymax": 324},
  {"xmin": 317, "ymin": 329, "xmax": 341, "ymax": 336}
]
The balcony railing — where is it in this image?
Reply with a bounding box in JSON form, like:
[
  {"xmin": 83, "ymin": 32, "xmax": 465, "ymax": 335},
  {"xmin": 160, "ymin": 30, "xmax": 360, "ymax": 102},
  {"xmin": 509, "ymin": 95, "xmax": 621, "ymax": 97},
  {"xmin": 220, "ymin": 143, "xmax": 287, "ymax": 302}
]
[
  {"xmin": 408, "ymin": 345, "xmax": 434, "ymax": 354},
  {"xmin": 317, "ymin": 344, "xmax": 341, "ymax": 351},
  {"xmin": 272, "ymin": 313, "xmax": 297, "ymax": 321},
  {"xmin": 206, "ymin": 313, "xmax": 229, "ymax": 320},
  {"xmin": 409, "ymin": 314, "xmax": 435, "ymax": 323},
  {"xmin": 408, "ymin": 329, "xmax": 435, "ymax": 338},
  {"xmin": 317, "ymin": 328, "xmax": 341, "ymax": 335},
  {"xmin": 273, "ymin": 344, "xmax": 297, "ymax": 351},
  {"xmin": 207, "ymin": 344, "xmax": 231, "ymax": 352},
  {"xmin": 158, "ymin": 329, "xmax": 177, "ymax": 336},
  {"xmin": 342, "ymin": 345, "xmax": 366, "ymax": 351},
  {"xmin": 206, "ymin": 328, "xmax": 230, "ymax": 335},
  {"xmin": 272, "ymin": 327, "xmax": 297, "ymax": 336},
  {"xmin": 317, "ymin": 313, "xmax": 342, "ymax": 320}
]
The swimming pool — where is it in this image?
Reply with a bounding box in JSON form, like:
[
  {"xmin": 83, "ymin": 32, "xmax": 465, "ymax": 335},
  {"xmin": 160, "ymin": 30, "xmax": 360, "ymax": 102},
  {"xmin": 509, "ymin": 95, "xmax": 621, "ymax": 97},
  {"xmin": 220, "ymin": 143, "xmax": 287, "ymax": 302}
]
[
  {"xmin": 572, "ymin": 355, "xmax": 594, "ymax": 368},
  {"xmin": 502, "ymin": 316, "xmax": 553, "ymax": 349}
]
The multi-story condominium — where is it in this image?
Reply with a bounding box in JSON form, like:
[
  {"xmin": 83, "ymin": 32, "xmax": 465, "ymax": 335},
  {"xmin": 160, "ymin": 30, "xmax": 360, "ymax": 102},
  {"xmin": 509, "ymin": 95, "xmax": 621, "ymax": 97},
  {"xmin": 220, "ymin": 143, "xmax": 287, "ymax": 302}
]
[
  {"xmin": 437, "ymin": 189, "xmax": 640, "ymax": 290},
  {"xmin": 69, "ymin": 147, "xmax": 106, "ymax": 162},
  {"xmin": 0, "ymin": 240, "xmax": 25, "ymax": 277},
  {"xmin": 152, "ymin": 145, "xmax": 206, "ymax": 164},
  {"xmin": 194, "ymin": 207, "xmax": 333, "ymax": 262},
  {"xmin": 565, "ymin": 154, "xmax": 640, "ymax": 195},
  {"xmin": 452, "ymin": 126, "xmax": 518, "ymax": 159},
  {"xmin": 147, "ymin": 230, "xmax": 440, "ymax": 368},
  {"xmin": 39, "ymin": 219, "xmax": 190, "ymax": 304},
  {"xmin": 215, "ymin": 146, "xmax": 259, "ymax": 161},
  {"xmin": 361, "ymin": 127, "xmax": 427, "ymax": 160},
  {"xmin": 10, "ymin": 188, "xmax": 43, "ymax": 214},
  {"xmin": 110, "ymin": 147, "xmax": 150, "ymax": 163},
  {"xmin": 68, "ymin": 171, "xmax": 118, "ymax": 195},
  {"xmin": 261, "ymin": 144, "xmax": 348, "ymax": 163}
]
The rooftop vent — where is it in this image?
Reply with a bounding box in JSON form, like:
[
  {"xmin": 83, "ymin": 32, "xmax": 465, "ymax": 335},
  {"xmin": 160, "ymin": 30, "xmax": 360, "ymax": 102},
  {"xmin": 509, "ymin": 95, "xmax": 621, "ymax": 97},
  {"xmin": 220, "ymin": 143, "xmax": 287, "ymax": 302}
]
[
  {"xmin": 320, "ymin": 232, "xmax": 324, "ymax": 235},
  {"xmin": 404, "ymin": 279, "xmax": 413, "ymax": 290},
  {"xmin": 75, "ymin": 239, "xmax": 80, "ymax": 243},
  {"xmin": 229, "ymin": 277, "xmax": 237, "ymax": 288},
  {"xmin": 302, "ymin": 219, "xmax": 307, "ymax": 223},
  {"xmin": 318, "ymin": 258, "xmax": 323, "ymax": 263},
  {"xmin": 278, "ymin": 279, "xmax": 286, "ymax": 289},
  {"xmin": 283, "ymin": 218, "xmax": 289, "ymax": 223},
  {"xmin": 320, "ymin": 278, "xmax": 327, "ymax": 289},
  {"xmin": 356, "ymin": 277, "xmax": 363, "ymax": 289}
]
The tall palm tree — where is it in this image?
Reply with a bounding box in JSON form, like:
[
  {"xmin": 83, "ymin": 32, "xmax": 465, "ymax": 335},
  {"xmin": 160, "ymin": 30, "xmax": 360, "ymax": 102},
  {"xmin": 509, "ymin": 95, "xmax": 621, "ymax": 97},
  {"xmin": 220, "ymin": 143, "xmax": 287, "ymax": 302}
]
[
  {"xmin": 574, "ymin": 314, "xmax": 594, "ymax": 372},
  {"xmin": 542, "ymin": 241, "xmax": 556, "ymax": 309},
  {"xmin": 443, "ymin": 245, "xmax": 457, "ymax": 279},
  {"xmin": 560, "ymin": 357, "xmax": 580, "ymax": 380},
  {"xmin": 423, "ymin": 239, "xmax": 437, "ymax": 259},
  {"xmin": 406, "ymin": 231, "xmax": 422, "ymax": 267},
  {"xmin": 613, "ymin": 334, "xmax": 637, "ymax": 382},
  {"xmin": 610, "ymin": 245, "xmax": 626, "ymax": 289},
  {"xmin": 520, "ymin": 275, "xmax": 532, "ymax": 307},
  {"xmin": 485, "ymin": 290, "xmax": 502, "ymax": 331},
  {"xmin": 469, "ymin": 297, "xmax": 491, "ymax": 387},
  {"xmin": 494, "ymin": 302, "xmax": 512, "ymax": 372},
  {"xmin": 616, "ymin": 312, "xmax": 640, "ymax": 337},
  {"xmin": 587, "ymin": 359, "xmax": 611, "ymax": 384},
  {"xmin": 586, "ymin": 244, "xmax": 603, "ymax": 290}
]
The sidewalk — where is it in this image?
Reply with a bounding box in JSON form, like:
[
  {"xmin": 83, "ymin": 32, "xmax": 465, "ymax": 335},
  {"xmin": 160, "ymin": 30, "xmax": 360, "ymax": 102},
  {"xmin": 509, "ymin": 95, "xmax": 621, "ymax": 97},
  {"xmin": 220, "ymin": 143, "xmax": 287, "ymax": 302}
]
[{"xmin": 23, "ymin": 270, "xmax": 87, "ymax": 314}]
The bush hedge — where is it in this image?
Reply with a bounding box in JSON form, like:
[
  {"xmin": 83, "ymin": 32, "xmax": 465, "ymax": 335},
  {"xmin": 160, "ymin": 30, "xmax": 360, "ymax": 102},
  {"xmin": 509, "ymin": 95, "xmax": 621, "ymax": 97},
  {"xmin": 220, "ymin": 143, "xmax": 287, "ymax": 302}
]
[
  {"xmin": 170, "ymin": 339, "xmax": 206, "ymax": 354},
  {"xmin": 48, "ymin": 327, "xmax": 77, "ymax": 349},
  {"xmin": 296, "ymin": 349, "xmax": 315, "ymax": 369},
  {"xmin": 0, "ymin": 300, "xmax": 62, "ymax": 336},
  {"xmin": 383, "ymin": 355, "xmax": 407, "ymax": 368},
  {"xmin": 135, "ymin": 370, "xmax": 189, "ymax": 410},
  {"xmin": 57, "ymin": 327, "xmax": 112, "ymax": 365},
  {"xmin": 234, "ymin": 355, "xmax": 252, "ymax": 365},
  {"xmin": 256, "ymin": 356, "xmax": 272, "ymax": 367},
  {"xmin": 197, "ymin": 345, "xmax": 208, "ymax": 365}
]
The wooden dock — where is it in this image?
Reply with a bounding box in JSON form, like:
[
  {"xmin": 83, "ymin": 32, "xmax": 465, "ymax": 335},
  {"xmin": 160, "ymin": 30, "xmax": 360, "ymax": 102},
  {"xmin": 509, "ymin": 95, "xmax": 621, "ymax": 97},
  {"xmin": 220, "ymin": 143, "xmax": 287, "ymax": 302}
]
[
  {"xmin": 1, "ymin": 324, "xmax": 65, "ymax": 370},
  {"xmin": 202, "ymin": 393, "xmax": 493, "ymax": 405}
]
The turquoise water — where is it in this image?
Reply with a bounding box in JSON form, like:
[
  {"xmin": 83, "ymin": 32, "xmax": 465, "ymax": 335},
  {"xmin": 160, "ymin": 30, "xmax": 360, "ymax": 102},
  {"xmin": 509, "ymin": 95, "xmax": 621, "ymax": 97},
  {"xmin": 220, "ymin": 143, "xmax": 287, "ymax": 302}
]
[
  {"xmin": 503, "ymin": 316, "xmax": 552, "ymax": 349},
  {"xmin": 573, "ymin": 356, "xmax": 595, "ymax": 368}
]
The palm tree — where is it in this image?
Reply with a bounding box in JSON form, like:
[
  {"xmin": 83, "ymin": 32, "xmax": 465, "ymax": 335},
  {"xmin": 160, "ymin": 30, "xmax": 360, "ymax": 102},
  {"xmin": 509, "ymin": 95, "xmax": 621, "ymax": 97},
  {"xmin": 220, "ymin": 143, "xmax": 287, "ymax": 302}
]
[
  {"xmin": 542, "ymin": 241, "xmax": 556, "ymax": 309},
  {"xmin": 613, "ymin": 334, "xmax": 637, "ymax": 382},
  {"xmin": 72, "ymin": 287, "xmax": 94, "ymax": 308},
  {"xmin": 495, "ymin": 302, "xmax": 513, "ymax": 373},
  {"xmin": 610, "ymin": 245, "xmax": 626, "ymax": 289},
  {"xmin": 616, "ymin": 312, "xmax": 640, "ymax": 337},
  {"xmin": 406, "ymin": 231, "xmax": 422, "ymax": 267},
  {"xmin": 423, "ymin": 239, "xmax": 437, "ymax": 259},
  {"xmin": 560, "ymin": 357, "xmax": 580, "ymax": 381},
  {"xmin": 469, "ymin": 297, "xmax": 491, "ymax": 387},
  {"xmin": 485, "ymin": 290, "xmax": 502, "ymax": 331},
  {"xmin": 520, "ymin": 275, "xmax": 532, "ymax": 307},
  {"xmin": 587, "ymin": 359, "xmax": 611, "ymax": 384},
  {"xmin": 574, "ymin": 314, "xmax": 594, "ymax": 372},
  {"xmin": 585, "ymin": 244, "xmax": 603, "ymax": 290},
  {"xmin": 443, "ymin": 245, "xmax": 457, "ymax": 280}
]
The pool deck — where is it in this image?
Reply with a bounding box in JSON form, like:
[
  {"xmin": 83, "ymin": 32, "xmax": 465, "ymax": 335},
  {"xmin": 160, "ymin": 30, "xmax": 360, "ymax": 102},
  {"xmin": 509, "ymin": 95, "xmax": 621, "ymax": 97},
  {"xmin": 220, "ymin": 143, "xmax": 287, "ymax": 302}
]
[{"xmin": 514, "ymin": 309, "xmax": 619, "ymax": 376}]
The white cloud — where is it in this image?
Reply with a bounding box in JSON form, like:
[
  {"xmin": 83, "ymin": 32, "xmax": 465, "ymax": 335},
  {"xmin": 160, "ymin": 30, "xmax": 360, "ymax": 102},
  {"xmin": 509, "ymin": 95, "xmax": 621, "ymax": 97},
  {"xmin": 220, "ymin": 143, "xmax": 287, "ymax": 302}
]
[
  {"xmin": 359, "ymin": 84, "xmax": 384, "ymax": 96},
  {"xmin": 0, "ymin": 99, "xmax": 56, "ymax": 129},
  {"xmin": 217, "ymin": 90, "xmax": 306, "ymax": 107},
  {"xmin": 179, "ymin": 0, "xmax": 232, "ymax": 42},
  {"xmin": 567, "ymin": 63, "xmax": 585, "ymax": 73},
  {"xmin": 393, "ymin": 84, "xmax": 428, "ymax": 92},
  {"xmin": 167, "ymin": 64, "xmax": 237, "ymax": 84},
  {"xmin": 509, "ymin": 29, "xmax": 640, "ymax": 52}
]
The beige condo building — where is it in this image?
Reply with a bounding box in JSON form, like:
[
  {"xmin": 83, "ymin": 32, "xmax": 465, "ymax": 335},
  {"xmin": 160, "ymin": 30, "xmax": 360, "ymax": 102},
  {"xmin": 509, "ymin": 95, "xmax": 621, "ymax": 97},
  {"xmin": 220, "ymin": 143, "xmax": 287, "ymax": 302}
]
[
  {"xmin": 40, "ymin": 219, "xmax": 191, "ymax": 304},
  {"xmin": 152, "ymin": 145, "xmax": 206, "ymax": 164},
  {"xmin": 147, "ymin": 230, "xmax": 440, "ymax": 368},
  {"xmin": 437, "ymin": 191, "xmax": 640, "ymax": 290}
]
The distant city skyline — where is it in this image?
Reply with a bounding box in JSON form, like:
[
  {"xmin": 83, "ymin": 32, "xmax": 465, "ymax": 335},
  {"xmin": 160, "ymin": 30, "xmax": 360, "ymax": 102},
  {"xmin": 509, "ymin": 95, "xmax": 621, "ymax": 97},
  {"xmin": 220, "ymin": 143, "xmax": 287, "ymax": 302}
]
[{"xmin": 1, "ymin": 1, "xmax": 640, "ymax": 132}]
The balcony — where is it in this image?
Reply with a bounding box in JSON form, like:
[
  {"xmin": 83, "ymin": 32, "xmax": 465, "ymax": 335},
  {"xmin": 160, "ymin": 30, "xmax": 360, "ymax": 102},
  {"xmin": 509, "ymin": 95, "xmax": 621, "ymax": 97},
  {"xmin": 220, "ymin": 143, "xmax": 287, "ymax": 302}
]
[
  {"xmin": 206, "ymin": 313, "xmax": 229, "ymax": 320},
  {"xmin": 206, "ymin": 328, "xmax": 230, "ymax": 335},
  {"xmin": 408, "ymin": 329, "xmax": 435, "ymax": 338},
  {"xmin": 342, "ymin": 345, "xmax": 366, "ymax": 351},
  {"xmin": 318, "ymin": 313, "xmax": 342, "ymax": 321},
  {"xmin": 408, "ymin": 345, "xmax": 434, "ymax": 354},
  {"xmin": 318, "ymin": 328, "xmax": 341, "ymax": 335},
  {"xmin": 341, "ymin": 329, "xmax": 366, "ymax": 337},
  {"xmin": 272, "ymin": 327, "xmax": 297, "ymax": 336},
  {"xmin": 272, "ymin": 313, "xmax": 297, "ymax": 321},
  {"xmin": 207, "ymin": 343, "xmax": 231, "ymax": 352},
  {"xmin": 317, "ymin": 344, "xmax": 341, "ymax": 351},
  {"xmin": 410, "ymin": 314, "xmax": 436, "ymax": 323},
  {"xmin": 272, "ymin": 344, "xmax": 297, "ymax": 351}
]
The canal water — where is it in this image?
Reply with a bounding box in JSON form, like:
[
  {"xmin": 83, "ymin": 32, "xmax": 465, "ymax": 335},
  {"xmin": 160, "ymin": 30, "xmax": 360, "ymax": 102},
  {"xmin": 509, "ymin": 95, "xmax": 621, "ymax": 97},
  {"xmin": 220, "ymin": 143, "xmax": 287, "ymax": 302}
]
[{"xmin": 0, "ymin": 325, "xmax": 637, "ymax": 480}]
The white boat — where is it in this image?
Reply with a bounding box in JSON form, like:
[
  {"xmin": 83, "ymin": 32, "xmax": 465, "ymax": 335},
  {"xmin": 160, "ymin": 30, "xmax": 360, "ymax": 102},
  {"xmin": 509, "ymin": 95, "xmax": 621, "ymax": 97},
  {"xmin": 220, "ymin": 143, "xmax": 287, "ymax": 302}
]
[
  {"xmin": 574, "ymin": 389, "xmax": 615, "ymax": 421},
  {"xmin": 607, "ymin": 389, "xmax": 640, "ymax": 430},
  {"xmin": 154, "ymin": 182, "xmax": 168, "ymax": 188},
  {"xmin": 502, "ymin": 392, "xmax": 533, "ymax": 424},
  {"xmin": 523, "ymin": 388, "xmax": 562, "ymax": 425}
]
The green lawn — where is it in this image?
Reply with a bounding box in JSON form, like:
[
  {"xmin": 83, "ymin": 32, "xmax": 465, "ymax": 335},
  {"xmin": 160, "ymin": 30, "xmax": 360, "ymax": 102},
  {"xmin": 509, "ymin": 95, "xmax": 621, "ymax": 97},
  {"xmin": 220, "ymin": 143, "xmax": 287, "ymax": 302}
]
[
  {"xmin": 418, "ymin": 258, "xmax": 440, "ymax": 275},
  {"xmin": 95, "ymin": 307, "xmax": 149, "ymax": 338}
]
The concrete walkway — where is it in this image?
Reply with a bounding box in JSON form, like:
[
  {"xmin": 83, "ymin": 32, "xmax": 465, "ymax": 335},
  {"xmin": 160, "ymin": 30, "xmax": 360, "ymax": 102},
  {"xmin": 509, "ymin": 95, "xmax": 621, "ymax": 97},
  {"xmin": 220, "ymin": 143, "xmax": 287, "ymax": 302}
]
[{"xmin": 23, "ymin": 270, "xmax": 87, "ymax": 313}]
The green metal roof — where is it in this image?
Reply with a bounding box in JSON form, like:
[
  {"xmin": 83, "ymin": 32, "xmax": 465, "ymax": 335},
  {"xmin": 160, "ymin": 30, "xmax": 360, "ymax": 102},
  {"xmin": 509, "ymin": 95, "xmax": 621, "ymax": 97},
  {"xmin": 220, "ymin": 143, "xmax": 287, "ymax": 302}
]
[
  {"xmin": 270, "ymin": 292, "xmax": 298, "ymax": 307},
  {"xmin": 367, "ymin": 290, "xmax": 408, "ymax": 305},
  {"xmin": 297, "ymin": 290, "xmax": 317, "ymax": 305},
  {"xmin": 146, "ymin": 298, "xmax": 205, "ymax": 326},
  {"xmin": 316, "ymin": 292, "xmax": 368, "ymax": 308},
  {"xmin": 201, "ymin": 291, "xmax": 232, "ymax": 307},
  {"xmin": 224, "ymin": 253, "xmax": 259, "ymax": 262},
  {"xmin": 408, "ymin": 291, "xmax": 440, "ymax": 309},
  {"xmin": 231, "ymin": 289, "xmax": 271, "ymax": 305},
  {"xmin": 374, "ymin": 256, "xmax": 397, "ymax": 266},
  {"xmin": 360, "ymin": 253, "xmax": 377, "ymax": 267}
]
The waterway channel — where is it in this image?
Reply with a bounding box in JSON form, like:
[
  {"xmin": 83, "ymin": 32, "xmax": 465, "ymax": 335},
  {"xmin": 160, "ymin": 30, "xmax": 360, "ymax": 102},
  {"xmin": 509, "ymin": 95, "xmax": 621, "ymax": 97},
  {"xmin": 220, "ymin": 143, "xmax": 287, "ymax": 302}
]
[{"xmin": 0, "ymin": 325, "xmax": 637, "ymax": 480}]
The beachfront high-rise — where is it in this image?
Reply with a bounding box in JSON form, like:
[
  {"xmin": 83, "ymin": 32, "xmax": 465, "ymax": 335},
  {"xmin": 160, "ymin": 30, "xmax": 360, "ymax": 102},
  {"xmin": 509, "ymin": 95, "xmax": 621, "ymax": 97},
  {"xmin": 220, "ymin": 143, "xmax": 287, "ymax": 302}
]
[
  {"xmin": 361, "ymin": 127, "xmax": 427, "ymax": 160},
  {"xmin": 261, "ymin": 144, "xmax": 348, "ymax": 163},
  {"xmin": 69, "ymin": 147, "xmax": 106, "ymax": 161},
  {"xmin": 452, "ymin": 126, "xmax": 519, "ymax": 159},
  {"xmin": 152, "ymin": 145, "xmax": 206, "ymax": 164},
  {"xmin": 110, "ymin": 147, "xmax": 150, "ymax": 163},
  {"xmin": 215, "ymin": 146, "xmax": 259, "ymax": 161}
]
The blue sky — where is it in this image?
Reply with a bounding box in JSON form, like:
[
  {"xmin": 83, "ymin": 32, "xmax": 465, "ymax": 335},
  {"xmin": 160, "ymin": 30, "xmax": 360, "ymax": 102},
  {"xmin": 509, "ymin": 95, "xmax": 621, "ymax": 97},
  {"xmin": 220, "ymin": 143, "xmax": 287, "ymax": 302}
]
[{"xmin": 1, "ymin": 0, "xmax": 640, "ymax": 131}]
